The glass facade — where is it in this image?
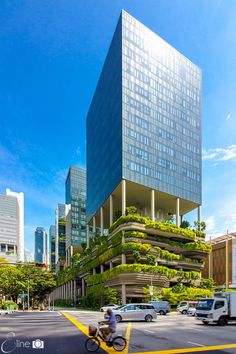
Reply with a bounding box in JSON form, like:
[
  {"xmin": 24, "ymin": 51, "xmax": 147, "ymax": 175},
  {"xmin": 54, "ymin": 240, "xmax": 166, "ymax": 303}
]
[
  {"xmin": 87, "ymin": 17, "xmax": 122, "ymax": 218},
  {"xmin": 87, "ymin": 11, "xmax": 202, "ymax": 218},
  {"xmin": 65, "ymin": 166, "xmax": 87, "ymax": 245},
  {"xmin": 34, "ymin": 227, "xmax": 47, "ymax": 263}
]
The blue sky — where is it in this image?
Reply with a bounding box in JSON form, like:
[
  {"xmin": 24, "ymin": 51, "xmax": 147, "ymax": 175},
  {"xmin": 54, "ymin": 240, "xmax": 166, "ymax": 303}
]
[{"xmin": 0, "ymin": 0, "xmax": 236, "ymax": 255}]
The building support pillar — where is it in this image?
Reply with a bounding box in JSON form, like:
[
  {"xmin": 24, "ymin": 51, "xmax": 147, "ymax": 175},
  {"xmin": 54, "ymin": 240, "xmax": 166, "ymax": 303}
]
[
  {"xmin": 121, "ymin": 253, "xmax": 126, "ymax": 264},
  {"xmin": 109, "ymin": 262, "xmax": 113, "ymax": 270},
  {"xmin": 121, "ymin": 284, "xmax": 126, "ymax": 305},
  {"xmin": 198, "ymin": 205, "xmax": 202, "ymax": 228},
  {"xmin": 86, "ymin": 224, "xmax": 90, "ymax": 248},
  {"xmin": 151, "ymin": 189, "xmax": 155, "ymax": 221},
  {"xmin": 226, "ymin": 231, "xmax": 229, "ymax": 289},
  {"xmin": 100, "ymin": 207, "xmax": 104, "ymax": 236},
  {"xmin": 121, "ymin": 180, "xmax": 126, "ymax": 216},
  {"xmin": 93, "ymin": 268, "xmax": 96, "ymax": 275},
  {"xmin": 100, "ymin": 264, "xmax": 104, "ymax": 274},
  {"xmin": 176, "ymin": 198, "xmax": 180, "ymax": 227},
  {"xmin": 110, "ymin": 195, "xmax": 114, "ymax": 227},
  {"xmin": 82, "ymin": 278, "xmax": 85, "ymax": 297},
  {"xmin": 73, "ymin": 280, "xmax": 76, "ymax": 304},
  {"xmin": 93, "ymin": 216, "xmax": 96, "ymax": 237}
]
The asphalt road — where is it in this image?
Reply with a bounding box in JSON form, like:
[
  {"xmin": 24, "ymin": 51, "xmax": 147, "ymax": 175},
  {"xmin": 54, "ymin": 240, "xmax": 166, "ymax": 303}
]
[{"xmin": 1, "ymin": 310, "xmax": 236, "ymax": 354}]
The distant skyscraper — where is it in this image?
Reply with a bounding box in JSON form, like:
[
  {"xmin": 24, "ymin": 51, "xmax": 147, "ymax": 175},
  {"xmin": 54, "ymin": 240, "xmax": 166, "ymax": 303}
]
[
  {"xmin": 65, "ymin": 167, "xmax": 86, "ymax": 262},
  {"xmin": 49, "ymin": 225, "xmax": 56, "ymax": 267},
  {"xmin": 0, "ymin": 189, "xmax": 24, "ymax": 263},
  {"xmin": 34, "ymin": 227, "xmax": 47, "ymax": 264},
  {"xmin": 87, "ymin": 10, "xmax": 202, "ymax": 230}
]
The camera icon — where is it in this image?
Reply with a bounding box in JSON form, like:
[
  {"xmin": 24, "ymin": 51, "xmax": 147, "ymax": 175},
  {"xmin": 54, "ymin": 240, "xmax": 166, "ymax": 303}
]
[{"xmin": 32, "ymin": 339, "xmax": 44, "ymax": 349}]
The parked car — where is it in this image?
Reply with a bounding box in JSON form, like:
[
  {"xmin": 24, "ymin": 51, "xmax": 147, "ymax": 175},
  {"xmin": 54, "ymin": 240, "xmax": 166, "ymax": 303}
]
[
  {"xmin": 177, "ymin": 301, "xmax": 198, "ymax": 315},
  {"xmin": 100, "ymin": 304, "xmax": 119, "ymax": 312},
  {"xmin": 149, "ymin": 301, "xmax": 171, "ymax": 315},
  {"xmin": 108, "ymin": 303, "xmax": 157, "ymax": 322},
  {"xmin": 187, "ymin": 307, "xmax": 196, "ymax": 316}
]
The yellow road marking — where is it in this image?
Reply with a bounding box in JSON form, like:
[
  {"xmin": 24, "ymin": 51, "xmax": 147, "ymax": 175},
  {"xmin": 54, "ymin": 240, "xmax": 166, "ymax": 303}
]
[
  {"xmin": 130, "ymin": 342, "xmax": 236, "ymax": 354},
  {"xmin": 61, "ymin": 311, "xmax": 120, "ymax": 354},
  {"xmin": 124, "ymin": 322, "xmax": 131, "ymax": 354}
]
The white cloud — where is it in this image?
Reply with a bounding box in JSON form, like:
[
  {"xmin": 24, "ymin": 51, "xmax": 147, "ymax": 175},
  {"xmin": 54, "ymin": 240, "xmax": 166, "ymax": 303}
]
[
  {"xmin": 226, "ymin": 113, "xmax": 231, "ymax": 120},
  {"xmin": 205, "ymin": 216, "xmax": 215, "ymax": 232},
  {"xmin": 76, "ymin": 146, "xmax": 81, "ymax": 156},
  {"xmin": 202, "ymin": 145, "xmax": 236, "ymax": 162}
]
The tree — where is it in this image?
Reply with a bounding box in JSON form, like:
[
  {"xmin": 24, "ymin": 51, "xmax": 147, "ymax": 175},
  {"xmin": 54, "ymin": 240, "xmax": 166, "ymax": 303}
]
[
  {"xmin": 180, "ymin": 220, "xmax": 191, "ymax": 229},
  {"xmin": 105, "ymin": 288, "xmax": 119, "ymax": 304},
  {"xmin": 125, "ymin": 206, "xmax": 137, "ymax": 215},
  {"xmin": 114, "ymin": 209, "xmax": 122, "ymax": 221},
  {"xmin": 193, "ymin": 221, "xmax": 206, "ymax": 232}
]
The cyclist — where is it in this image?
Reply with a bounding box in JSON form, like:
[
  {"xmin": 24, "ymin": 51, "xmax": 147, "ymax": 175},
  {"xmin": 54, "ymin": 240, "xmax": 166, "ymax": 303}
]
[{"xmin": 99, "ymin": 308, "xmax": 117, "ymax": 341}]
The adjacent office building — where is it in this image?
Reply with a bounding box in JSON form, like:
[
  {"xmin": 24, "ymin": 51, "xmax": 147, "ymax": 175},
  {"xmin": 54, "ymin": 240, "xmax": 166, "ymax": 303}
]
[
  {"xmin": 49, "ymin": 225, "xmax": 56, "ymax": 267},
  {"xmin": 55, "ymin": 203, "xmax": 69, "ymax": 271},
  {"xmin": 65, "ymin": 166, "xmax": 87, "ymax": 264},
  {"xmin": 0, "ymin": 189, "xmax": 24, "ymax": 263},
  {"xmin": 203, "ymin": 233, "xmax": 236, "ymax": 288},
  {"xmin": 87, "ymin": 10, "xmax": 202, "ymax": 232},
  {"xmin": 34, "ymin": 227, "xmax": 47, "ymax": 264}
]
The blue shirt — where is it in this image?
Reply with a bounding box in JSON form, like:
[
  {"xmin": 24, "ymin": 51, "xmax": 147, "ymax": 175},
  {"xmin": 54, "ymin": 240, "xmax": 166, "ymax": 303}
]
[{"xmin": 108, "ymin": 313, "xmax": 117, "ymax": 331}]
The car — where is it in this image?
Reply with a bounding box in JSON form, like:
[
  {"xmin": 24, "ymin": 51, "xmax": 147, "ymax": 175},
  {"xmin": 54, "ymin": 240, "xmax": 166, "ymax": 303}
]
[
  {"xmin": 187, "ymin": 307, "xmax": 196, "ymax": 316},
  {"xmin": 177, "ymin": 301, "xmax": 198, "ymax": 315},
  {"xmin": 100, "ymin": 304, "xmax": 119, "ymax": 312},
  {"xmin": 149, "ymin": 301, "xmax": 171, "ymax": 315},
  {"xmin": 108, "ymin": 303, "xmax": 157, "ymax": 323}
]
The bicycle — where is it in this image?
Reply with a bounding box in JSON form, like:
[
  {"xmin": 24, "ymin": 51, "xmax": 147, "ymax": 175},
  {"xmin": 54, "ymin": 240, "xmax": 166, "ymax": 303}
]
[{"xmin": 85, "ymin": 323, "xmax": 127, "ymax": 352}]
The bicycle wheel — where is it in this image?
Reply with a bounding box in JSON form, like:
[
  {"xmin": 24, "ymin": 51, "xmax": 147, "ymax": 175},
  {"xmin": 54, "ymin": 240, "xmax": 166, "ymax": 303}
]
[
  {"xmin": 112, "ymin": 336, "xmax": 127, "ymax": 351},
  {"xmin": 85, "ymin": 337, "xmax": 100, "ymax": 352}
]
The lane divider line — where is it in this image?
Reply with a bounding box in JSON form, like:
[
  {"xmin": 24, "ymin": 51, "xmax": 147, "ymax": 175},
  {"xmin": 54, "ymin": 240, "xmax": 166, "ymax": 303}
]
[
  {"xmin": 129, "ymin": 342, "xmax": 236, "ymax": 354},
  {"xmin": 124, "ymin": 322, "xmax": 131, "ymax": 354},
  {"xmin": 61, "ymin": 311, "xmax": 117, "ymax": 354}
]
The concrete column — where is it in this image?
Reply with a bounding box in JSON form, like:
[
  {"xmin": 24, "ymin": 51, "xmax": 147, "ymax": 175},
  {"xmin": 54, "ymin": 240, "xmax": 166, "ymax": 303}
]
[
  {"xmin": 121, "ymin": 179, "xmax": 126, "ymax": 216},
  {"xmin": 5, "ymin": 244, "xmax": 8, "ymax": 252},
  {"xmin": 100, "ymin": 207, "xmax": 104, "ymax": 236},
  {"xmin": 86, "ymin": 224, "xmax": 90, "ymax": 248},
  {"xmin": 151, "ymin": 189, "xmax": 155, "ymax": 221},
  {"xmin": 93, "ymin": 216, "xmax": 96, "ymax": 237},
  {"xmin": 66, "ymin": 283, "xmax": 68, "ymax": 300},
  {"xmin": 121, "ymin": 253, "xmax": 126, "ymax": 264},
  {"xmin": 100, "ymin": 264, "xmax": 104, "ymax": 273},
  {"xmin": 110, "ymin": 262, "xmax": 113, "ymax": 270},
  {"xmin": 110, "ymin": 195, "xmax": 114, "ymax": 227},
  {"xmin": 71, "ymin": 280, "xmax": 73, "ymax": 300},
  {"xmin": 14, "ymin": 245, "xmax": 16, "ymax": 254},
  {"xmin": 82, "ymin": 278, "xmax": 85, "ymax": 297},
  {"xmin": 121, "ymin": 284, "xmax": 126, "ymax": 305},
  {"xmin": 93, "ymin": 268, "xmax": 96, "ymax": 275},
  {"xmin": 73, "ymin": 280, "xmax": 76, "ymax": 304},
  {"xmin": 176, "ymin": 198, "xmax": 180, "ymax": 227},
  {"xmin": 198, "ymin": 205, "xmax": 202, "ymax": 228}
]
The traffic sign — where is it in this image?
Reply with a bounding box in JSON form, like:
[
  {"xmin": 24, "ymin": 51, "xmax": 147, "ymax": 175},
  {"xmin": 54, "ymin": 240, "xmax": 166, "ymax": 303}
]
[{"xmin": 19, "ymin": 293, "xmax": 28, "ymax": 297}]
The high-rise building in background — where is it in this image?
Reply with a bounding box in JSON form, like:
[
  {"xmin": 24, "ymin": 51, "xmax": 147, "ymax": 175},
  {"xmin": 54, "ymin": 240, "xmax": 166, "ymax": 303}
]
[
  {"xmin": 34, "ymin": 227, "xmax": 47, "ymax": 264},
  {"xmin": 49, "ymin": 225, "xmax": 56, "ymax": 267},
  {"xmin": 87, "ymin": 10, "xmax": 202, "ymax": 231},
  {"xmin": 0, "ymin": 189, "xmax": 24, "ymax": 263},
  {"xmin": 65, "ymin": 167, "xmax": 87, "ymax": 264}
]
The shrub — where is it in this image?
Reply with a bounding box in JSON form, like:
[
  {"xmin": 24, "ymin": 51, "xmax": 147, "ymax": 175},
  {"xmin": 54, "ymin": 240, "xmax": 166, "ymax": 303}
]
[
  {"xmin": 105, "ymin": 288, "xmax": 120, "ymax": 304},
  {"xmin": 126, "ymin": 206, "xmax": 137, "ymax": 215}
]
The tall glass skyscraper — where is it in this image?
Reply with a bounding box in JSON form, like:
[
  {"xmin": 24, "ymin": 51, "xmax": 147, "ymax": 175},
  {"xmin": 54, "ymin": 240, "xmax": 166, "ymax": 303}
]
[
  {"xmin": 65, "ymin": 167, "xmax": 87, "ymax": 248},
  {"xmin": 34, "ymin": 227, "xmax": 47, "ymax": 264},
  {"xmin": 87, "ymin": 11, "xmax": 202, "ymax": 229}
]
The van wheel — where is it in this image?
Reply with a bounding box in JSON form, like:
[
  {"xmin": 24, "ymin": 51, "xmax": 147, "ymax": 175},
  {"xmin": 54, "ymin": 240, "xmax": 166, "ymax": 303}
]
[
  {"xmin": 115, "ymin": 315, "xmax": 122, "ymax": 323},
  {"xmin": 182, "ymin": 310, "xmax": 187, "ymax": 315},
  {"xmin": 145, "ymin": 314, "xmax": 153, "ymax": 322},
  {"xmin": 159, "ymin": 310, "xmax": 165, "ymax": 316},
  {"xmin": 218, "ymin": 317, "xmax": 227, "ymax": 326}
]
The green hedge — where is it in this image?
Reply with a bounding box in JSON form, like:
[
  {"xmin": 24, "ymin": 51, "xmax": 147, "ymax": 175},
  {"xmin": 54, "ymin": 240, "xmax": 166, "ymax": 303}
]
[
  {"xmin": 86, "ymin": 264, "xmax": 200, "ymax": 286},
  {"xmin": 124, "ymin": 231, "xmax": 148, "ymax": 239},
  {"xmin": 109, "ymin": 214, "xmax": 204, "ymax": 240}
]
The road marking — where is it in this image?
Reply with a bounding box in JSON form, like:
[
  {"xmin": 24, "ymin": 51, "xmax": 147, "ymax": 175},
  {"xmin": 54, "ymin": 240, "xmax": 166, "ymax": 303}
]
[
  {"xmin": 129, "ymin": 343, "xmax": 236, "ymax": 354},
  {"xmin": 61, "ymin": 311, "xmax": 118, "ymax": 353},
  {"xmin": 188, "ymin": 341, "xmax": 204, "ymax": 347},
  {"xmin": 144, "ymin": 330, "xmax": 155, "ymax": 334},
  {"xmin": 124, "ymin": 323, "xmax": 131, "ymax": 354}
]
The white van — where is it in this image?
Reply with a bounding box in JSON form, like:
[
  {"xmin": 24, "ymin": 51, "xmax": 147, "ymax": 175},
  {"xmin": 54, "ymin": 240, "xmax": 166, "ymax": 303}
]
[{"xmin": 177, "ymin": 301, "xmax": 198, "ymax": 315}]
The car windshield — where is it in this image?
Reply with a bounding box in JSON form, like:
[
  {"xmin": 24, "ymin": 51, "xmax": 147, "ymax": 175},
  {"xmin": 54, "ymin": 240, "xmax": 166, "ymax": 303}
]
[{"xmin": 196, "ymin": 299, "xmax": 214, "ymax": 311}]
